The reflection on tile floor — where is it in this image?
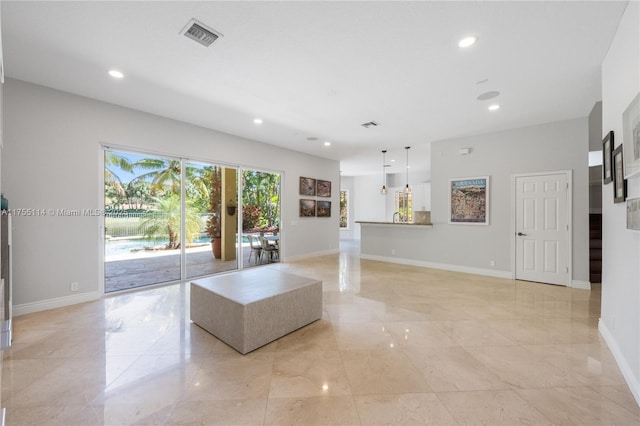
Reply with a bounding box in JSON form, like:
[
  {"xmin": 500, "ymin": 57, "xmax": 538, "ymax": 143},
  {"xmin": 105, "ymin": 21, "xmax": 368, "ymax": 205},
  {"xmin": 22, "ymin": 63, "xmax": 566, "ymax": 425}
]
[{"xmin": 3, "ymin": 239, "xmax": 639, "ymax": 425}]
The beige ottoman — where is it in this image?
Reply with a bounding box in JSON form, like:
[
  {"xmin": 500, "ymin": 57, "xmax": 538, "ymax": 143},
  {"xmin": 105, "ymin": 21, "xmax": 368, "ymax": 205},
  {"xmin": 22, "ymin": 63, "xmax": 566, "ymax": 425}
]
[{"xmin": 190, "ymin": 268, "xmax": 322, "ymax": 354}]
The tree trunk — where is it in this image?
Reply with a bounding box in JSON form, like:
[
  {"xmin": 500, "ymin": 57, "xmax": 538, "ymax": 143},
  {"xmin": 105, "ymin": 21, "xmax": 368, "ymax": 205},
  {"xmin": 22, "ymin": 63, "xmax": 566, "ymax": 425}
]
[{"xmin": 168, "ymin": 227, "xmax": 177, "ymax": 249}]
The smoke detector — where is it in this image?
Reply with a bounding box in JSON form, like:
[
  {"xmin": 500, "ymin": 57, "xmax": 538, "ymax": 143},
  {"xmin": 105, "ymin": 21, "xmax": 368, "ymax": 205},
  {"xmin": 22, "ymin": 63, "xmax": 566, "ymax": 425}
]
[
  {"xmin": 180, "ymin": 18, "xmax": 223, "ymax": 47},
  {"xmin": 361, "ymin": 121, "xmax": 380, "ymax": 128}
]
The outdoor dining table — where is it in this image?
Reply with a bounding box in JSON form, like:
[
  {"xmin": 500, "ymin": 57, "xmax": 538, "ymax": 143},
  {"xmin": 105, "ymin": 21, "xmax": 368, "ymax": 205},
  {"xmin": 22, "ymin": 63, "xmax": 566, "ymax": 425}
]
[{"xmin": 263, "ymin": 235, "xmax": 279, "ymax": 244}]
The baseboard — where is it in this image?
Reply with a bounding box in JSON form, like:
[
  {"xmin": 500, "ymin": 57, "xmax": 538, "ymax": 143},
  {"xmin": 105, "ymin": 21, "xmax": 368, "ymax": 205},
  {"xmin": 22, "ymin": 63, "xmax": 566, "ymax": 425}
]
[
  {"xmin": 599, "ymin": 319, "xmax": 640, "ymax": 407},
  {"xmin": 360, "ymin": 254, "xmax": 513, "ymax": 280},
  {"xmin": 571, "ymin": 280, "xmax": 591, "ymax": 290},
  {"xmin": 13, "ymin": 290, "xmax": 102, "ymax": 316},
  {"xmin": 284, "ymin": 248, "xmax": 340, "ymax": 262}
]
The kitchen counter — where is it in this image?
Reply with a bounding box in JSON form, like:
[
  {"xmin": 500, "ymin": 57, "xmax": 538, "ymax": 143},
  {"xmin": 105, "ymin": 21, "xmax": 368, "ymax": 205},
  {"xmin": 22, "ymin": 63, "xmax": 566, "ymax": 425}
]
[
  {"xmin": 358, "ymin": 220, "xmax": 434, "ymax": 264},
  {"xmin": 356, "ymin": 221, "xmax": 433, "ymax": 228}
]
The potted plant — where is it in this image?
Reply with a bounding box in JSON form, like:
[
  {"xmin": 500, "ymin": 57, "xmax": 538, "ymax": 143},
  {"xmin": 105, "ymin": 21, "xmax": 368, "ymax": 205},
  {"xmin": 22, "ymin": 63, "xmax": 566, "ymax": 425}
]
[
  {"xmin": 226, "ymin": 199, "xmax": 237, "ymax": 216},
  {"xmin": 206, "ymin": 166, "xmax": 222, "ymax": 259}
]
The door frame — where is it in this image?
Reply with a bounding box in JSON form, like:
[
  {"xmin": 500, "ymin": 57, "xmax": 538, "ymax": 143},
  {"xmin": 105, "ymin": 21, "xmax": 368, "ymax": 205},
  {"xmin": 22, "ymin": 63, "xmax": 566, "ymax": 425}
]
[
  {"xmin": 100, "ymin": 144, "xmax": 240, "ymax": 294},
  {"xmin": 510, "ymin": 170, "xmax": 572, "ymax": 286}
]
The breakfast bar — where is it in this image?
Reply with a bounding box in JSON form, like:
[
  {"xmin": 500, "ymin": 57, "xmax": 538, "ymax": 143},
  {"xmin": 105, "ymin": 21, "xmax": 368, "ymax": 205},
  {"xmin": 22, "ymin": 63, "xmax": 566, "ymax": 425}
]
[{"xmin": 357, "ymin": 220, "xmax": 433, "ymax": 263}]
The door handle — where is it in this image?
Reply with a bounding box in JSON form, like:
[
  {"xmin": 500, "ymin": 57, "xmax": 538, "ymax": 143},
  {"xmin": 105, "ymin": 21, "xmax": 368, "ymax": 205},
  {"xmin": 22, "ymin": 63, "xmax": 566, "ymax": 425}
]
[{"xmin": 517, "ymin": 232, "xmax": 527, "ymax": 236}]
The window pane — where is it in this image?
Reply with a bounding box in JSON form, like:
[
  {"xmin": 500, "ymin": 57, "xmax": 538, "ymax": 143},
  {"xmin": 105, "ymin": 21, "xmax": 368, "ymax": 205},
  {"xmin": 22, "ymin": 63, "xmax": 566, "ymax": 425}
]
[
  {"xmin": 340, "ymin": 190, "xmax": 348, "ymax": 228},
  {"xmin": 242, "ymin": 170, "xmax": 281, "ymax": 267},
  {"xmin": 104, "ymin": 150, "xmax": 182, "ymax": 292},
  {"xmin": 185, "ymin": 162, "xmax": 238, "ymax": 280}
]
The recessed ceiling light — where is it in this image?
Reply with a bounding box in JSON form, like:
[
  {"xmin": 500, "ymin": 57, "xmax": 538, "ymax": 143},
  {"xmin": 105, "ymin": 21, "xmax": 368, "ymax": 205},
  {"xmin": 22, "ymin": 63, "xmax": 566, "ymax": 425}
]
[
  {"xmin": 488, "ymin": 104, "xmax": 501, "ymax": 111},
  {"xmin": 253, "ymin": 118, "xmax": 263, "ymax": 125},
  {"xmin": 108, "ymin": 70, "xmax": 124, "ymax": 79},
  {"xmin": 458, "ymin": 36, "xmax": 478, "ymax": 48},
  {"xmin": 324, "ymin": 141, "xmax": 331, "ymax": 147}
]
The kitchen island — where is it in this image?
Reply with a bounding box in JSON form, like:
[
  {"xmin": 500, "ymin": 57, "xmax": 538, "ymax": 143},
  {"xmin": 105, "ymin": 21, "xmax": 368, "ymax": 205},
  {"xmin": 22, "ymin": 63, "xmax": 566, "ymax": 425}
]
[
  {"xmin": 356, "ymin": 220, "xmax": 434, "ymax": 266},
  {"xmin": 357, "ymin": 219, "xmax": 512, "ymax": 280}
]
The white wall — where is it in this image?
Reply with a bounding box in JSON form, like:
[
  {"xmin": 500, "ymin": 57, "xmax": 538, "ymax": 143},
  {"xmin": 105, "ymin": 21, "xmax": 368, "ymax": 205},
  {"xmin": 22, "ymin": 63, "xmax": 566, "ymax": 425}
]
[
  {"xmin": 589, "ymin": 101, "xmax": 603, "ymax": 151},
  {"xmin": 387, "ymin": 170, "xmax": 431, "ymax": 189},
  {"xmin": 361, "ymin": 118, "xmax": 590, "ymax": 283},
  {"xmin": 352, "ymin": 174, "xmax": 386, "ymax": 239},
  {"xmin": 600, "ymin": 0, "xmax": 640, "ymax": 406},
  {"xmin": 2, "ymin": 79, "xmax": 340, "ymax": 312},
  {"xmin": 432, "ymin": 118, "xmax": 590, "ymax": 283}
]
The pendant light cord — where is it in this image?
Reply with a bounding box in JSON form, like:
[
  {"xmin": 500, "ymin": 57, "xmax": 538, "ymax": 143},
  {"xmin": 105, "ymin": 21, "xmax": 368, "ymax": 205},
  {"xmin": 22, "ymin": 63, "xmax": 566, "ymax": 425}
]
[
  {"xmin": 404, "ymin": 146, "xmax": 411, "ymax": 193},
  {"xmin": 381, "ymin": 150, "xmax": 387, "ymax": 194}
]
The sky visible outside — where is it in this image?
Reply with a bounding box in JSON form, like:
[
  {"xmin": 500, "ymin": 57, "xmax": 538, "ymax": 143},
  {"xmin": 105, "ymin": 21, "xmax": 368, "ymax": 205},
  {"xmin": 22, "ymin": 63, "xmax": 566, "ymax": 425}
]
[{"xmin": 108, "ymin": 150, "xmax": 208, "ymax": 184}]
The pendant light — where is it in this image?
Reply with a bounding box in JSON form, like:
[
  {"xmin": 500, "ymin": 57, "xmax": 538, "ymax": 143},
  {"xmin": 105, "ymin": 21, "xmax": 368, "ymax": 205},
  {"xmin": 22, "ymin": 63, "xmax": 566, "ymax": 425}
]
[
  {"xmin": 380, "ymin": 150, "xmax": 388, "ymax": 195},
  {"xmin": 403, "ymin": 146, "xmax": 411, "ymax": 193}
]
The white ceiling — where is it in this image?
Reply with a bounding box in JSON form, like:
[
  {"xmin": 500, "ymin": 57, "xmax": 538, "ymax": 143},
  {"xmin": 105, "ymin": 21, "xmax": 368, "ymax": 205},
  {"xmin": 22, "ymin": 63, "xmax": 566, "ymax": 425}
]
[{"xmin": 1, "ymin": 1, "xmax": 628, "ymax": 176}]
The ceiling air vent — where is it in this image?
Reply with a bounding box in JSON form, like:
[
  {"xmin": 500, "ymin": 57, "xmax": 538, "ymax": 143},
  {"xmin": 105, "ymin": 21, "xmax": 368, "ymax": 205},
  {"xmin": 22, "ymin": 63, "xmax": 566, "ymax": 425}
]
[
  {"xmin": 181, "ymin": 19, "xmax": 223, "ymax": 47},
  {"xmin": 361, "ymin": 121, "xmax": 380, "ymax": 128}
]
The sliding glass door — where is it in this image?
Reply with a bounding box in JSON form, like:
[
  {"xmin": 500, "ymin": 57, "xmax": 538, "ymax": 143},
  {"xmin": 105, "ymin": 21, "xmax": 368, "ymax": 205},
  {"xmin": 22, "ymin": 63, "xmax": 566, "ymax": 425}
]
[
  {"xmin": 185, "ymin": 161, "xmax": 238, "ymax": 280},
  {"xmin": 104, "ymin": 149, "xmax": 239, "ymax": 292},
  {"xmin": 104, "ymin": 150, "xmax": 184, "ymax": 292},
  {"xmin": 241, "ymin": 169, "xmax": 281, "ymax": 268},
  {"xmin": 103, "ymin": 148, "xmax": 284, "ymax": 292}
]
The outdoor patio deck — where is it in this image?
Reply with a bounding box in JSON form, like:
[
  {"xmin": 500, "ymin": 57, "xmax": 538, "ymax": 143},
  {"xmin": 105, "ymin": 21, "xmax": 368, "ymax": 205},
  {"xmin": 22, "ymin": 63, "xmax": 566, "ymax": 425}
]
[{"xmin": 105, "ymin": 245, "xmax": 276, "ymax": 293}]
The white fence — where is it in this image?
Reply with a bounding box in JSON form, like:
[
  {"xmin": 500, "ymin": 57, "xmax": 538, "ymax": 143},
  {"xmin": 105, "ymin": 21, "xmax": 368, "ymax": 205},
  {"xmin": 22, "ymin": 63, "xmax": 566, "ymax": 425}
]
[{"xmin": 105, "ymin": 212, "xmax": 209, "ymax": 238}]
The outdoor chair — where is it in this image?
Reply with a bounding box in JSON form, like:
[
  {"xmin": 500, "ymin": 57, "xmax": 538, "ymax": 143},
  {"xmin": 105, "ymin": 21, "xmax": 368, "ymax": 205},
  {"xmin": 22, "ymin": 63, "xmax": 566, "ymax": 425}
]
[
  {"xmin": 260, "ymin": 236, "xmax": 279, "ymax": 262},
  {"xmin": 248, "ymin": 235, "xmax": 263, "ymax": 263}
]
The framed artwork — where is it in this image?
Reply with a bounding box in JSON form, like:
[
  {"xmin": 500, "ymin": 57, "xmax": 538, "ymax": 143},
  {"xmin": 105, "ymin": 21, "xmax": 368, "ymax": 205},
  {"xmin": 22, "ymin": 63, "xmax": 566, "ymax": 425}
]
[
  {"xmin": 627, "ymin": 197, "xmax": 640, "ymax": 231},
  {"xmin": 316, "ymin": 179, "xmax": 331, "ymax": 197},
  {"xmin": 317, "ymin": 201, "xmax": 331, "ymax": 217},
  {"xmin": 613, "ymin": 144, "xmax": 627, "ymax": 204},
  {"xmin": 449, "ymin": 176, "xmax": 489, "ymax": 225},
  {"xmin": 299, "ymin": 177, "xmax": 316, "ymax": 196},
  {"xmin": 602, "ymin": 131, "xmax": 614, "ymax": 184},
  {"xmin": 623, "ymin": 92, "xmax": 640, "ymax": 179},
  {"xmin": 299, "ymin": 199, "xmax": 316, "ymax": 217}
]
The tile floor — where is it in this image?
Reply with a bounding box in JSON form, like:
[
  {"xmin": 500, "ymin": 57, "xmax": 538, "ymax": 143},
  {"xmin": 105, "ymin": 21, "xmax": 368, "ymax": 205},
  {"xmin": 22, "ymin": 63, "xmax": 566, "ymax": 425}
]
[{"xmin": 2, "ymin": 239, "xmax": 639, "ymax": 425}]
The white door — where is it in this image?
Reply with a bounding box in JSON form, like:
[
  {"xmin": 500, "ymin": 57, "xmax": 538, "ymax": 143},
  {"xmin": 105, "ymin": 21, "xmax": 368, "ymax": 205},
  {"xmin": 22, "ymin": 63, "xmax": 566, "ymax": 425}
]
[{"xmin": 515, "ymin": 172, "xmax": 570, "ymax": 286}]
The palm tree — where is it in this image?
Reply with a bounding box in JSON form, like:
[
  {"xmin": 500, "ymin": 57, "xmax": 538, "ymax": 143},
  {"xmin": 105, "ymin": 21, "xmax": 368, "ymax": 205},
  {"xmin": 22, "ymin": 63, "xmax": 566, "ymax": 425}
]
[
  {"xmin": 140, "ymin": 194, "xmax": 201, "ymax": 249},
  {"xmin": 185, "ymin": 164, "xmax": 212, "ymax": 213},
  {"xmin": 131, "ymin": 159, "xmax": 213, "ymax": 209},
  {"xmin": 125, "ymin": 180, "xmax": 153, "ymax": 210},
  {"xmin": 131, "ymin": 158, "xmax": 182, "ymax": 196},
  {"xmin": 104, "ymin": 151, "xmax": 134, "ymax": 206}
]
